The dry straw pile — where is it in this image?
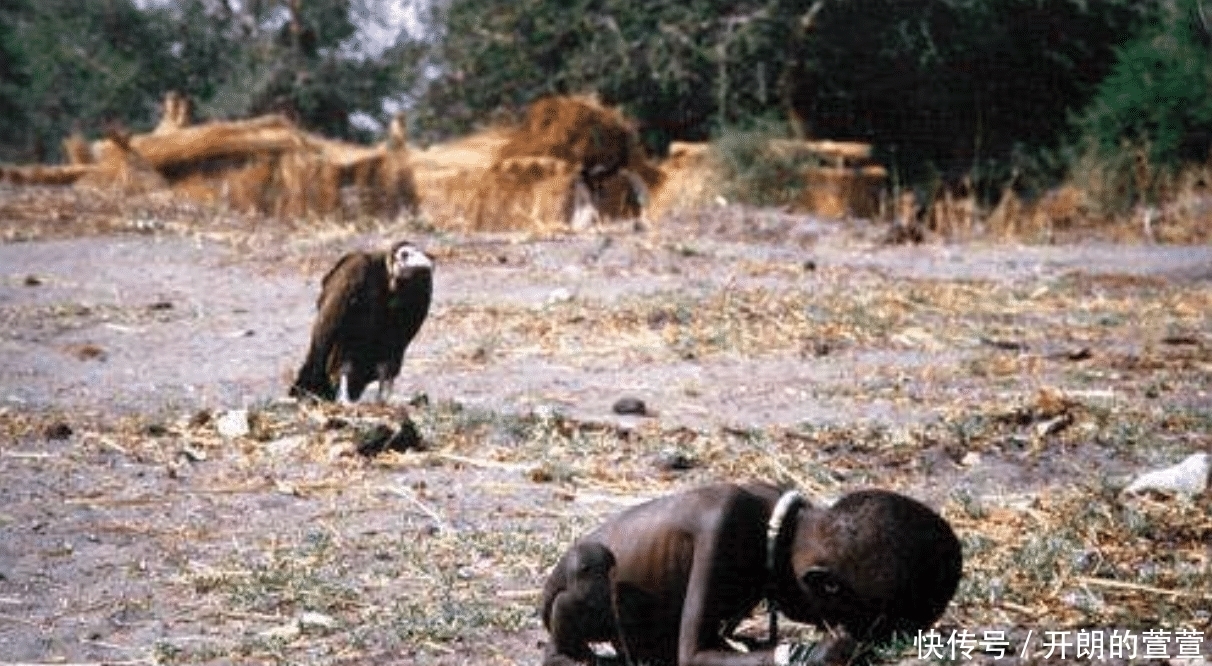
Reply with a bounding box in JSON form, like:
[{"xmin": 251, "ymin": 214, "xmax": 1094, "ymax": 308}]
[
  {"xmin": 413, "ymin": 95, "xmax": 672, "ymax": 232},
  {"xmin": 0, "ymin": 94, "xmax": 419, "ymax": 220}
]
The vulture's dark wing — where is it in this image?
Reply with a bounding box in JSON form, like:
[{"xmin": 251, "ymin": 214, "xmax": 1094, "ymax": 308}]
[
  {"xmin": 310, "ymin": 252, "xmax": 380, "ymax": 361},
  {"xmin": 291, "ymin": 252, "xmax": 380, "ymax": 399}
]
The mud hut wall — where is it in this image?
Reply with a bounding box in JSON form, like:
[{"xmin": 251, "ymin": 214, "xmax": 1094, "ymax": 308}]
[
  {"xmin": 593, "ymin": 170, "xmax": 644, "ymax": 220},
  {"xmin": 0, "ymin": 164, "xmax": 93, "ymax": 186},
  {"xmin": 62, "ymin": 135, "xmax": 94, "ymax": 165},
  {"xmin": 375, "ymin": 149, "xmax": 420, "ymax": 217},
  {"xmin": 226, "ymin": 156, "xmax": 279, "ymax": 214}
]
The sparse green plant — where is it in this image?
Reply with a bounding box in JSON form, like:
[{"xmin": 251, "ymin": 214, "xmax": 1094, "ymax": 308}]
[
  {"xmin": 712, "ymin": 120, "xmax": 817, "ymax": 207},
  {"xmin": 1076, "ymin": 0, "xmax": 1212, "ymax": 211}
]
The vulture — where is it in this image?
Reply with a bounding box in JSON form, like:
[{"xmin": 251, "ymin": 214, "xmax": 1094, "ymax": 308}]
[{"xmin": 290, "ymin": 240, "xmax": 433, "ymax": 403}]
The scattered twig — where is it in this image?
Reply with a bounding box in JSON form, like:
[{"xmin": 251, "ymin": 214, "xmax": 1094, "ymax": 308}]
[
  {"xmin": 0, "ymin": 613, "xmax": 41, "ymax": 628},
  {"xmin": 432, "ymin": 452, "xmax": 534, "ymax": 473},
  {"xmin": 495, "ymin": 588, "xmax": 543, "ymax": 599},
  {"xmin": 979, "ymin": 336, "xmax": 1029, "ymax": 352},
  {"xmin": 93, "ymin": 437, "xmax": 129, "ymax": 455},
  {"xmin": 378, "ymin": 484, "xmax": 452, "ymax": 532},
  {"xmin": 998, "ymin": 601, "xmax": 1040, "ymax": 616},
  {"xmin": 1074, "ymin": 576, "xmax": 1211, "ymax": 599},
  {"xmin": 1, "ymin": 451, "xmax": 56, "ymax": 460},
  {"xmin": 1161, "ymin": 334, "xmax": 1201, "ymax": 346},
  {"xmin": 80, "ymin": 639, "xmax": 136, "ymax": 652},
  {"xmin": 220, "ymin": 609, "xmax": 286, "ymax": 622}
]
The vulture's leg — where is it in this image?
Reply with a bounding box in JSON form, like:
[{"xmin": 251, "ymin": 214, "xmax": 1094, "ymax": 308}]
[
  {"xmin": 336, "ymin": 363, "xmax": 353, "ymax": 405},
  {"xmin": 375, "ymin": 363, "xmax": 394, "ymax": 403}
]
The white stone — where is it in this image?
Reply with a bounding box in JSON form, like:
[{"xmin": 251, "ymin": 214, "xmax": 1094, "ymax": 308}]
[
  {"xmin": 1124, "ymin": 453, "xmax": 1210, "ymax": 497},
  {"xmin": 298, "ymin": 611, "xmax": 338, "ymax": 631},
  {"xmin": 258, "ymin": 621, "xmax": 300, "ymax": 641},
  {"xmin": 546, "ymin": 287, "xmax": 574, "ymax": 305},
  {"xmin": 215, "ymin": 409, "xmax": 250, "ymax": 439}
]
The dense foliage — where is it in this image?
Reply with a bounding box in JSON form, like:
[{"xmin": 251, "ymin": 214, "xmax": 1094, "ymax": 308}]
[
  {"xmin": 0, "ymin": 0, "xmax": 27, "ymax": 151},
  {"xmin": 1079, "ymin": 0, "xmax": 1212, "ymax": 169},
  {"xmin": 2, "ymin": 0, "xmax": 1208, "ymax": 197},
  {"xmin": 800, "ymin": 0, "xmax": 1154, "ymax": 190},
  {"xmin": 418, "ymin": 0, "xmax": 1157, "ymax": 194},
  {"xmin": 0, "ymin": 0, "xmax": 399, "ymax": 161}
]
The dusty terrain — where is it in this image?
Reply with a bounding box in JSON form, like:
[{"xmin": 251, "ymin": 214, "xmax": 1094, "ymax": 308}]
[{"xmin": 0, "ymin": 185, "xmax": 1209, "ymax": 664}]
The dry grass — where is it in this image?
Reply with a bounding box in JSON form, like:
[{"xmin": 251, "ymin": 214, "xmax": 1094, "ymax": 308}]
[
  {"xmin": 1, "ymin": 383, "xmax": 1207, "ymax": 664},
  {"xmin": 647, "ymin": 142, "xmax": 722, "ymax": 220},
  {"xmin": 1, "ymin": 113, "xmax": 420, "ymax": 221},
  {"xmin": 920, "ymin": 161, "xmax": 1212, "ymax": 245},
  {"xmin": 412, "ymin": 96, "xmax": 664, "ymax": 233}
]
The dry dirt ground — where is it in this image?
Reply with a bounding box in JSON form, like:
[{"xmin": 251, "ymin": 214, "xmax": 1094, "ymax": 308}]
[{"xmin": 0, "ymin": 185, "xmax": 1209, "ymax": 665}]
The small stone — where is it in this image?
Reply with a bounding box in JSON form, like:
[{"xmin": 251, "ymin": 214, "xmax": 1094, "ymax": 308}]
[
  {"xmin": 528, "ymin": 466, "xmax": 554, "ymax": 483},
  {"xmin": 1065, "ymin": 347, "xmax": 1092, "ymax": 361},
  {"xmin": 180, "ymin": 446, "xmax": 207, "ymax": 462},
  {"xmin": 960, "ymin": 451, "xmax": 981, "ymax": 467},
  {"xmin": 215, "ymin": 409, "xmax": 250, "ymax": 439},
  {"xmin": 44, "ymin": 422, "xmax": 73, "ymax": 440},
  {"xmin": 384, "ymin": 418, "xmax": 424, "ymax": 452},
  {"xmin": 322, "ymin": 416, "xmax": 348, "ymax": 430},
  {"xmin": 546, "ymin": 287, "xmax": 574, "ymax": 305},
  {"xmin": 258, "ymin": 621, "xmax": 301, "ymax": 641},
  {"xmin": 298, "ymin": 611, "xmax": 338, "ymax": 632},
  {"xmin": 72, "ymin": 344, "xmax": 106, "ymax": 361},
  {"xmin": 656, "ymin": 447, "xmax": 696, "ymax": 471},
  {"xmin": 189, "ymin": 410, "xmax": 212, "ymax": 428},
  {"xmin": 1034, "ymin": 413, "xmax": 1073, "ymax": 438},
  {"xmin": 612, "ymin": 397, "xmax": 648, "ymax": 416},
  {"xmin": 355, "ymin": 424, "xmax": 395, "ymax": 457},
  {"xmin": 1124, "ymin": 453, "xmax": 1210, "ymax": 497},
  {"xmin": 531, "ymin": 405, "xmax": 562, "ymax": 420}
]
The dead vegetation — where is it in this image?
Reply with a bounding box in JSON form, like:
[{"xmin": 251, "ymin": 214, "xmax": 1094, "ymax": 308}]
[
  {"xmin": 4, "ymin": 91, "xmax": 1212, "ymax": 242},
  {"xmin": 918, "ymin": 167, "xmax": 1212, "ymax": 245},
  {"xmin": 411, "ymin": 95, "xmax": 665, "ymax": 232},
  {"xmin": 0, "ymin": 372, "xmax": 1207, "ymax": 664},
  {"xmin": 0, "ymin": 93, "xmax": 419, "ymax": 220}
]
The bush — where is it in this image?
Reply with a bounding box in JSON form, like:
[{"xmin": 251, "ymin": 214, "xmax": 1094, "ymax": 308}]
[
  {"xmin": 711, "ymin": 120, "xmax": 818, "ymax": 206},
  {"xmin": 1076, "ymin": 0, "xmax": 1212, "ymax": 206}
]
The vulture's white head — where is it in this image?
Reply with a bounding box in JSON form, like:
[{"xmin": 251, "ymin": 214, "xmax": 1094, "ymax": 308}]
[{"xmin": 387, "ymin": 241, "xmax": 433, "ymax": 287}]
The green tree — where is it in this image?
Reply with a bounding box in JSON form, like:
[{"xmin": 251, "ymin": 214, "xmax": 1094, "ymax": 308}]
[
  {"xmin": 0, "ymin": 0, "xmax": 405, "ymax": 160},
  {"xmin": 414, "ymin": 0, "xmax": 819, "ymax": 151},
  {"xmin": 792, "ymin": 0, "xmax": 1154, "ymax": 192},
  {"xmin": 415, "ymin": 0, "xmax": 1155, "ymax": 192},
  {"xmin": 160, "ymin": 0, "xmax": 397, "ymax": 140},
  {"xmin": 1078, "ymin": 0, "xmax": 1212, "ymax": 168},
  {"xmin": 0, "ymin": 0, "xmax": 28, "ymax": 157},
  {"xmin": 7, "ymin": 0, "xmax": 177, "ymax": 160}
]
